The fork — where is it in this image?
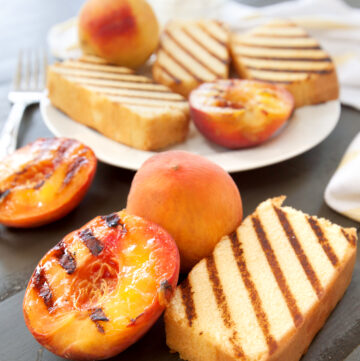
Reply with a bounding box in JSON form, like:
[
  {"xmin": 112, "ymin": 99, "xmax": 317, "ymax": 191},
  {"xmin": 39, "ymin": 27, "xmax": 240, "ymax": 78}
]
[{"xmin": 0, "ymin": 49, "xmax": 47, "ymax": 160}]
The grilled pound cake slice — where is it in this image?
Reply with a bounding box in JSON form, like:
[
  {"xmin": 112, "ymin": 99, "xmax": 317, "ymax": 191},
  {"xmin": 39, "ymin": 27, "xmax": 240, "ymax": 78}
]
[
  {"xmin": 165, "ymin": 197, "xmax": 357, "ymax": 361},
  {"xmin": 230, "ymin": 20, "xmax": 339, "ymax": 107},
  {"xmin": 47, "ymin": 56, "xmax": 190, "ymax": 151},
  {"xmin": 153, "ymin": 20, "xmax": 230, "ymax": 97}
]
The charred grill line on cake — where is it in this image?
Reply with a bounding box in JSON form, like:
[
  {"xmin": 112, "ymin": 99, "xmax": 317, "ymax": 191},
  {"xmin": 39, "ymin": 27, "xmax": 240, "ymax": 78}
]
[
  {"xmin": 165, "ymin": 198, "xmax": 357, "ymax": 361},
  {"xmin": 252, "ymin": 215, "xmax": 304, "ymax": 328},
  {"xmin": 341, "ymin": 229, "xmax": 357, "ymax": 247},
  {"xmin": 54, "ymin": 241, "xmax": 77, "ymax": 274},
  {"xmin": 179, "ymin": 277, "xmax": 196, "ymax": 327},
  {"xmin": 307, "ymin": 217, "xmax": 339, "ymax": 266},
  {"xmin": 79, "ymin": 228, "xmax": 104, "ymax": 256},
  {"xmin": 206, "ymin": 254, "xmax": 245, "ymax": 358},
  {"xmin": 33, "ymin": 266, "xmax": 53, "ymax": 309},
  {"xmin": 163, "ymin": 29, "xmax": 223, "ymax": 77},
  {"xmin": 230, "ymin": 231, "xmax": 278, "ymax": 355},
  {"xmin": 274, "ymin": 206, "xmax": 324, "ymax": 299}
]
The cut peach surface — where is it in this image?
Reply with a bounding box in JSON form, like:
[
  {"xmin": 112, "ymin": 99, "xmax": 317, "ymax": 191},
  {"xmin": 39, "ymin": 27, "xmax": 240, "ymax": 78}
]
[
  {"xmin": 0, "ymin": 138, "xmax": 97, "ymax": 228},
  {"xmin": 189, "ymin": 79, "xmax": 295, "ymax": 149},
  {"xmin": 23, "ymin": 210, "xmax": 180, "ymax": 360}
]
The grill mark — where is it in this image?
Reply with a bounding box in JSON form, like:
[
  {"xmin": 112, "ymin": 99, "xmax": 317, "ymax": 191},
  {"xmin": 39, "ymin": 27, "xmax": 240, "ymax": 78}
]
[
  {"xmin": 206, "ymin": 254, "xmax": 245, "ymax": 358},
  {"xmin": 0, "ymin": 189, "xmax": 10, "ymax": 202},
  {"xmin": 229, "ymin": 232, "xmax": 278, "ymax": 355},
  {"xmin": 33, "ymin": 266, "xmax": 53, "ymax": 309},
  {"xmin": 251, "ymin": 78, "xmax": 292, "ymax": 84},
  {"xmin": 53, "ymin": 241, "xmax": 76, "ymax": 274},
  {"xmin": 246, "ymin": 66, "xmax": 332, "ymax": 74},
  {"xmin": 90, "ymin": 308, "xmax": 109, "ymax": 334},
  {"xmin": 154, "ymin": 63, "xmax": 181, "ymax": 84},
  {"xmin": 235, "ymin": 55, "xmax": 331, "ymax": 62},
  {"xmin": 197, "ymin": 22, "xmax": 227, "ymax": 46},
  {"xmin": 235, "ymin": 43, "xmax": 321, "ymax": 50},
  {"xmin": 100, "ymin": 90, "xmax": 185, "ymax": 102},
  {"xmin": 206, "ymin": 254, "xmax": 233, "ymax": 328},
  {"xmin": 33, "ymin": 180, "xmax": 45, "ymax": 190},
  {"xmin": 63, "ymin": 156, "xmax": 88, "ymax": 186},
  {"xmin": 252, "ymin": 34, "xmax": 309, "ymax": 38},
  {"xmin": 164, "ymin": 30, "xmax": 223, "ymax": 77},
  {"xmin": 161, "ymin": 47, "xmax": 203, "ymax": 82},
  {"xmin": 62, "ymin": 63, "xmax": 134, "ymax": 75},
  {"xmin": 79, "ymin": 228, "xmax": 104, "ymax": 256},
  {"xmin": 52, "ymin": 139, "xmax": 78, "ymax": 168},
  {"xmin": 70, "ymin": 78, "xmax": 173, "ymax": 92},
  {"xmin": 307, "ymin": 217, "xmax": 339, "ymax": 266},
  {"xmin": 179, "ymin": 277, "xmax": 196, "ymax": 327},
  {"xmin": 341, "ymin": 229, "xmax": 357, "ymax": 247},
  {"xmin": 54, "ymin": 68, "xmax": 152, "ymax": 83},
  {"xmin": 274, "ymin": 207, "xmax": 324, "ymax": 299},
  {"xmin": 252, "ymin": 216, "xmax": 303, "ymax": 328},
  {"xmin": 127, "ymin": 312, "xmax": 144, "ymax": 327},
  {"xmin": 101, "ymin": 213, "xmax": 121, "ymax": 228},
  {"xmin": 182, "ymin": 27, "xmax": 228, "ymax": 64}
]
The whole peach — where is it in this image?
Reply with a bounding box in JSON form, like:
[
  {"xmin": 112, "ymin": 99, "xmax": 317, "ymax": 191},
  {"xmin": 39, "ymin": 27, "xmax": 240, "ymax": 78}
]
[
  {"xmin": 78, "ymin": 0, "xmax": 159, "ymax": 68},
  {"xmin": 127, "ymin": 151, "xmax": 243, "ymax": 271}
]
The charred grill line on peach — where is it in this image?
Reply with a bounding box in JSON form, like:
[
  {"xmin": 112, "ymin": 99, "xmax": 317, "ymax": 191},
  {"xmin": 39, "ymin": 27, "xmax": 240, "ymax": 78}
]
[
  {"xmin": 101, "ymin": 213, "xmax": 121, "ymax": 228},
  {"xmin": 206, "ymin": 254, "xmax": 245, "ymax": 358},
  {"xmin": 54, "ymin": 241, "xmax": 77, "ymax": 274},
  {"xmin": 274, "ymin": 206, "xmax": 324, "ymax": 299},
  {"xmin": 79, "ymin": 228, "xmax": 104, "ymax": 256},
  {"xmin": 229, "ymin": 231, "xmax": 278, "ymax": 355},
  {"xmin": 0, "ymin": 189, "xmax": 10, "ymax": 202},
  {"xmin": 307, "ymin": 217, "xmax": 339, "ymax": 266},
  {"xmin": 33, "ymin": 266, "xmax": 53, "ymax": 309},
  {"xmin": 127, "ymin": 312, "xmax": 145, "ymax": 327},
  {"xmin": 90, "ymin": 308, "xmax": 109, "ymax": 322},
  {"xmin": 63, "ymin": 156, "xmax": 89, "ymax": 186},
  {"xmin": 252, "ymin": 216, "xmax": 304, "ymax": 328}
]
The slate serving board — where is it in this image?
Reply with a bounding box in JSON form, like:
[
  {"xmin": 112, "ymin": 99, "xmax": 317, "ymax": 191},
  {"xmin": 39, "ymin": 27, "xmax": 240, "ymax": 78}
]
[{"xmin": 0, "ymin": 0, "xmax": 359, "ymax": 360}]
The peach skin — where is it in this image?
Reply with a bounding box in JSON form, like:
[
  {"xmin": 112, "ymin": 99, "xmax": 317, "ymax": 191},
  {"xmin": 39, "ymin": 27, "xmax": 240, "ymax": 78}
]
[{"xmin": 127, "ymin": 150, "xmax": 243, "ymax": 272}]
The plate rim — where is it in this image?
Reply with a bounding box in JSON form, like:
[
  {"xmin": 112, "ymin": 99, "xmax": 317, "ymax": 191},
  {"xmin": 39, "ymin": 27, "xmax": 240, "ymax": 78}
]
[{"xmin": 40, "ymin": 95, "xmax": 341, "ymax": 173}]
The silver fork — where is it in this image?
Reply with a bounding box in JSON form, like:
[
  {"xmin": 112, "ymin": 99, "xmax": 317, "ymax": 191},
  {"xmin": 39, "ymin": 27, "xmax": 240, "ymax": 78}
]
[{"xmin": 0, "ymin": 49, "xmax": 47, "ymax": 160}]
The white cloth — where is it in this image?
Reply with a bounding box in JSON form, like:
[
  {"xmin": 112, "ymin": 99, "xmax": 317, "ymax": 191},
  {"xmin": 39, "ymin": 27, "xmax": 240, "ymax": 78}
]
[
  {"xmin": 219, "ymin": 0, "xmax": 360, "ymax": 110},
  {"xmin": 325, "ymin": 133, "xmax": 360, "ymax": 222}
]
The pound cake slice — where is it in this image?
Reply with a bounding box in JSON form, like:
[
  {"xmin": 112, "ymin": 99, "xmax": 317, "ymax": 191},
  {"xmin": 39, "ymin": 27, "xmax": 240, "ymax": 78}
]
[
  {"xmin": 47, "ymin": 56, "xmax": 190, "ymax": 151},
  {"xmin": 230, "ymin": 20, "xmax": 339, "ymax": 107},
  {"xmin": 165, "ymin": 197, "xmax": 357, "ymax": 361},
  {"xmin": 153, "ymin": 20, "xmax": 230, "ymax": 97}
]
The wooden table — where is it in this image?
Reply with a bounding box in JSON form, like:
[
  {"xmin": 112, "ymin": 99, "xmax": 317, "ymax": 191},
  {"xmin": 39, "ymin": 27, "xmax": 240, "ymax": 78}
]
[{"xmin": 0, "ymin": 0, "xmax": 359, "ymax": 360}]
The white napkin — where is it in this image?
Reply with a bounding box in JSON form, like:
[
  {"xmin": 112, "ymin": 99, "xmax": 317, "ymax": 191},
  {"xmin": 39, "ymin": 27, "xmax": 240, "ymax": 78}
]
[
  {"xmin": 219, "ymin": 0, "xmax": 360, "ymax": 110},
  {"xmin": 325, "ymin": 133, "xmax": 360, "ymax": 222}
]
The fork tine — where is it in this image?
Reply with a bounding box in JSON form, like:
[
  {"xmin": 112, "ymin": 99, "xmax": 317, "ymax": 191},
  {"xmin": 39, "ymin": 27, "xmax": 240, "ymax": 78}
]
[
  {"xmin": 13, "ymin": 50, "xmax": 22, "ymax": 91},
  {"xmin": 42, "ymin": 49, "xmax": 48, "ymax": 89},
  {"xmin": 33, "ymin": 49, "xmax": 39, "ymax": 90},
  {"xmin": 24, "ymin": 49, "xmax": 31, "ymax": 90}
]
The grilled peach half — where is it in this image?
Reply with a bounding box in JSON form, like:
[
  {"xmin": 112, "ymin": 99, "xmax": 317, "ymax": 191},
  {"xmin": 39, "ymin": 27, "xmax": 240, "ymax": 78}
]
[
  {"xmin": 0, "ymin": 138, "xmax": 96, "ymax": 228},
  {"xmin": 189, "ymin": 79, "xmax": 294, "ymax": 148},
  {"xmin": 23, "ymin": 210, "xmax": 180, "ymax": 360}
]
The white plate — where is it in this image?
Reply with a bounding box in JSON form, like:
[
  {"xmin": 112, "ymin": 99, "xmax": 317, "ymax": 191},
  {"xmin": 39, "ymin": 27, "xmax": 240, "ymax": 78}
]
[{"xmin": 40, "ymin": 96, "xmax": 340, "ymax": 173}]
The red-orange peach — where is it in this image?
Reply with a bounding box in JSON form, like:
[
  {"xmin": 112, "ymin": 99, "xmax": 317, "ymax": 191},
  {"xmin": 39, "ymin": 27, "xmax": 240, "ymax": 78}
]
[
  {"xmin": 23, "ymin": 210, "xmax": 179, "ymax": 360},
  {"xmin": 190, "ymin": 79, "xmax": 295, "ymax": 149},
  {"xmin": 78, "ymin": 0, "xmax": 159, "ymax": 68},
  {"xmin": 0, "ymin": 138, "xmax": 96, "ymax": 228},
  {"xmin": 126, "ymin": 151, "xmax": 243, "ymax": 271}
]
